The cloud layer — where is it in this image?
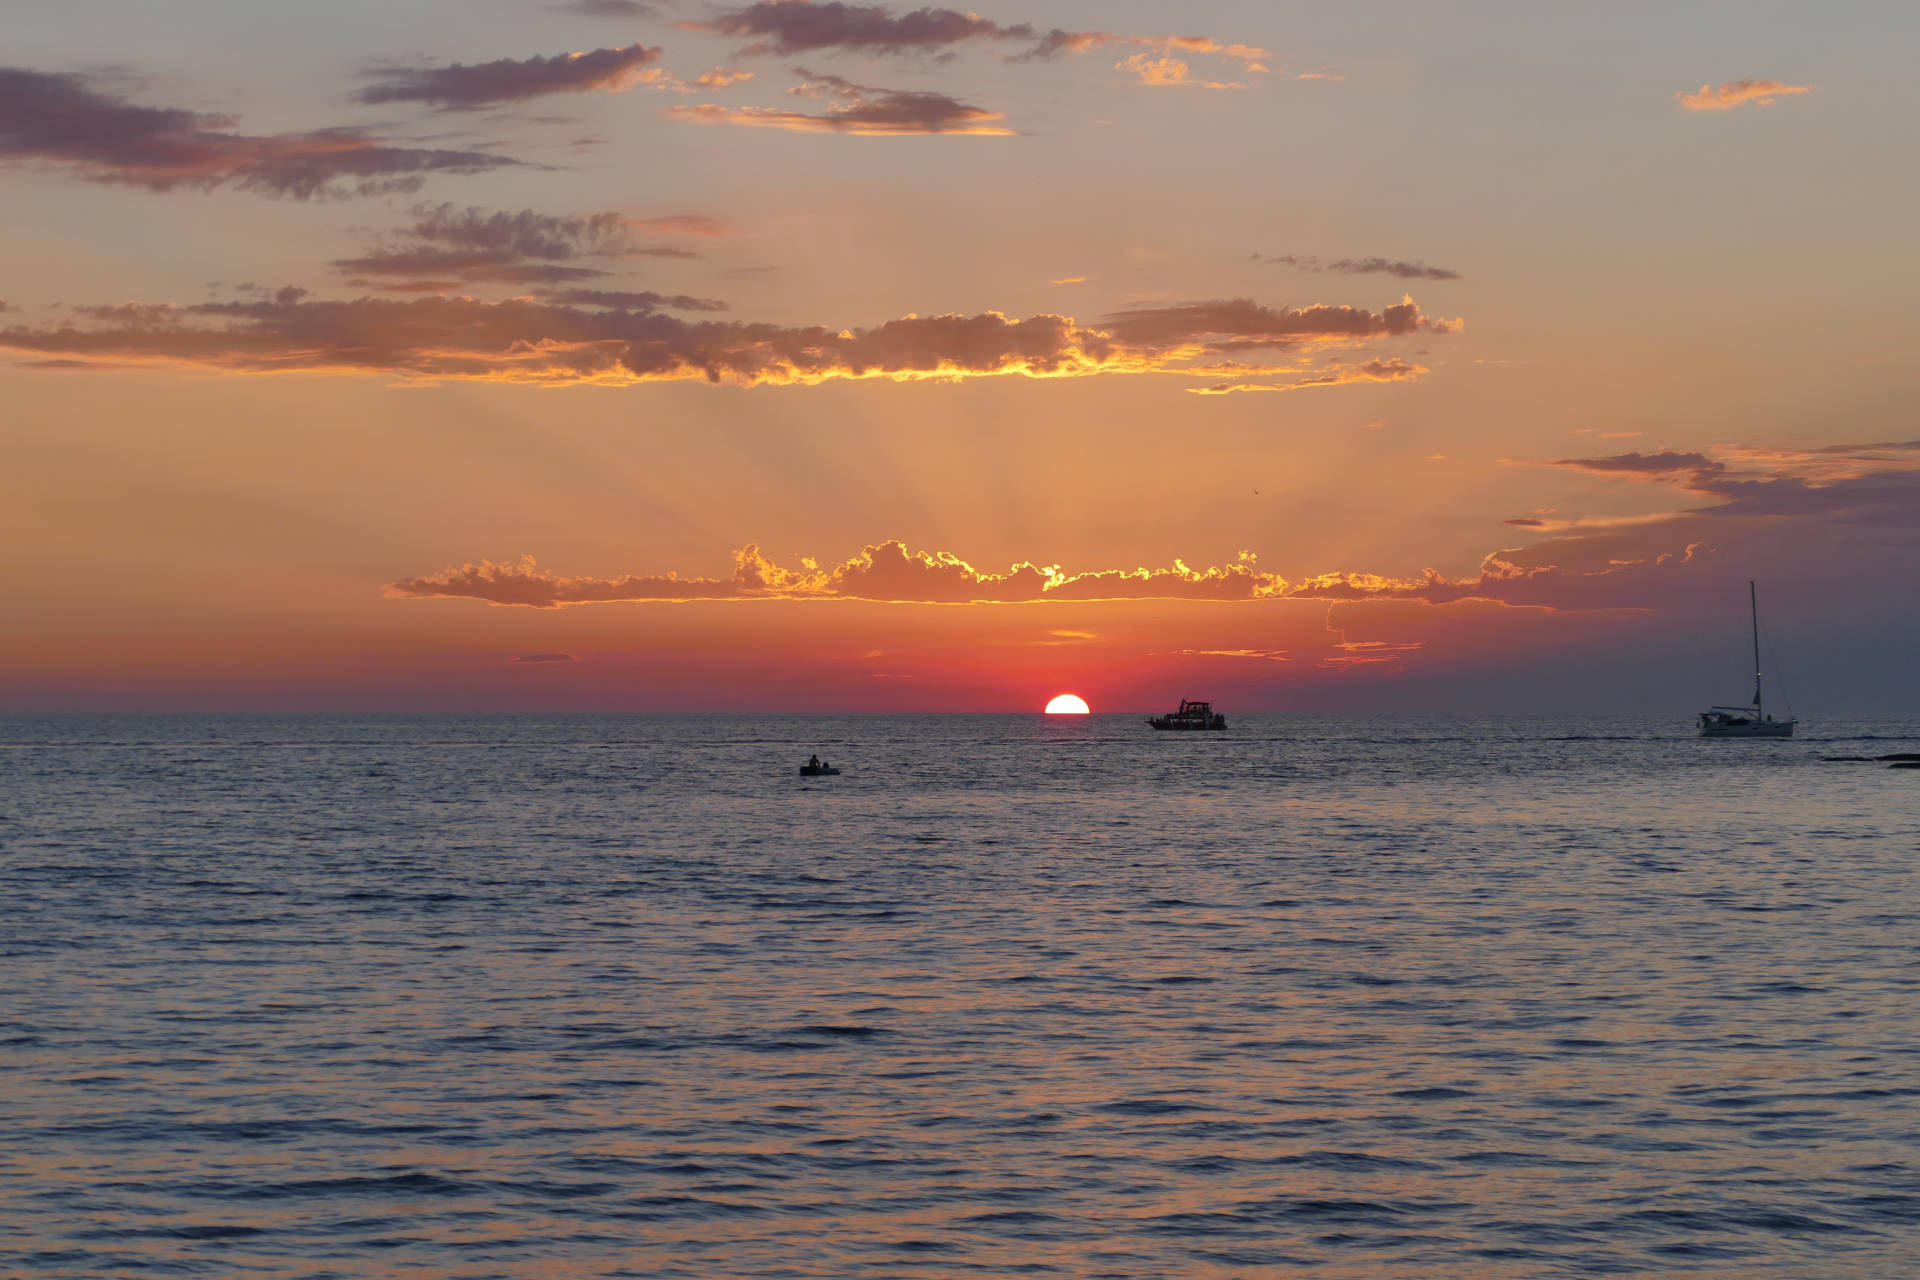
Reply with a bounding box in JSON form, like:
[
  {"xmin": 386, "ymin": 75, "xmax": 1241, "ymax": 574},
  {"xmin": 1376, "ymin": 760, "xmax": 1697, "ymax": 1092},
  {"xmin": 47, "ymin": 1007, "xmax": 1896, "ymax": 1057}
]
[
  {"xmin": 387, "ymin": 539, "xmax": 1629, "ymax": 609},
  {"xmin": 1540, "ymin": 442, "xmax": 1920, "ymax": 527},
  {"xmin": 0, "ymin": 67, "xmax": 517, "ymax": 198},
  {"xmin": 2, "ymin": 291, "xmax": 1458, "ymax": 387}
]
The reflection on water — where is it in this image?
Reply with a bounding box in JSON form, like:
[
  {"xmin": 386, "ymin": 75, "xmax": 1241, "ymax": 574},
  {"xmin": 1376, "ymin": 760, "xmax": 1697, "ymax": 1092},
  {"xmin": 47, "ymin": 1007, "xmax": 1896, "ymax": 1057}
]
[{"xmin": 2, "ymin": 715, "xmax": 1918, "ymax": 1277}]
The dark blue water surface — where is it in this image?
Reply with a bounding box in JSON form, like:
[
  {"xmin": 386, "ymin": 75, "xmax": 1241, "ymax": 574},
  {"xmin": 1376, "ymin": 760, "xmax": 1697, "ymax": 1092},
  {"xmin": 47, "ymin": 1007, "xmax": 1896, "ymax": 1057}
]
[{"xmin": 3, "ymin": 714, "xmax": 1918, "ymax": 1278}]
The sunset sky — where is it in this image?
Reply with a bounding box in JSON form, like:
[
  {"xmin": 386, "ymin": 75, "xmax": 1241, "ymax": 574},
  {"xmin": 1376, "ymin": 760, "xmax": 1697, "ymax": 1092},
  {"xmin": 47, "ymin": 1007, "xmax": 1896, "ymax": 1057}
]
[{"xmin": 5, "ymin": 0, "xmax": 1917, "ymax": 713}]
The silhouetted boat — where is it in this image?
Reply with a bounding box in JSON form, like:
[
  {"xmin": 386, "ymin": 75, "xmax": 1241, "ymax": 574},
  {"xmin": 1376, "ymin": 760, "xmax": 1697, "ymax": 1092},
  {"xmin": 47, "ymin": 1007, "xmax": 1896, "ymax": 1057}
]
[
  {"xmin": 800, "ymin": 757, "xmax": 839, "ymax": 777},
  {"xmin": 1148, "ymin": 699, "xmax": 1227, "ymax": 731},
  {"xmin": 1699, "ymin": 581, "xmax": 1796, "ymax": 738}
]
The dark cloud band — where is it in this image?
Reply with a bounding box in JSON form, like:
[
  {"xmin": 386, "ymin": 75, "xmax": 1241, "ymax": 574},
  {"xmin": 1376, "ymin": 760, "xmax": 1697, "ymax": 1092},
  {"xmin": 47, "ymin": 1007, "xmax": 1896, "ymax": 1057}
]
[
  {"xmin": 1, "ymin": 291, "xmax": 1458, "ymax": 387},
  {"xmin": 0, "ymin": 67, "xmax": 518, "ymax": 198},
  {"xmin": 356, "ymin": 45, "xmax": 666, "ymax": 109}
]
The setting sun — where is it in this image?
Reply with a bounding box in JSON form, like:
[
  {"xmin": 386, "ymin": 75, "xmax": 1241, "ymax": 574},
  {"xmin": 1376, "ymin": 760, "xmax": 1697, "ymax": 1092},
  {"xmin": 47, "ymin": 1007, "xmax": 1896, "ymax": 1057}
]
[{"xmin": 1045, "ymin": 693, "xmax": 1091, "ymax": 714}]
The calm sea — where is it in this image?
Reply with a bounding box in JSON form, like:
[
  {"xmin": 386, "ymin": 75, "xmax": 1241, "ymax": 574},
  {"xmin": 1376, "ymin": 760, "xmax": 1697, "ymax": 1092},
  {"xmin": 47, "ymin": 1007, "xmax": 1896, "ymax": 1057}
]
[{"xmin": 3, "ymin": 714, "xmax": 1918, "ymax": 1278}]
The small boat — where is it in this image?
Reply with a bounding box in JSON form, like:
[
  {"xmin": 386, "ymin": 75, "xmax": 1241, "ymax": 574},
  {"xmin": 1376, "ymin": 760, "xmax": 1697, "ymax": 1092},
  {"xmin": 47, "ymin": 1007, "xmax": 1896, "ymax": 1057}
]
[
  {"xmin": 1147, "ymin": 699, "xmax": 1227, "ymax": 731},
  {"xmin": 1699, "ymin": 581, "xmax": 1796, "ymax": 738},
  {"xmin": 799, "ymin": 759, "xmax": 839, "ymax": 776}
]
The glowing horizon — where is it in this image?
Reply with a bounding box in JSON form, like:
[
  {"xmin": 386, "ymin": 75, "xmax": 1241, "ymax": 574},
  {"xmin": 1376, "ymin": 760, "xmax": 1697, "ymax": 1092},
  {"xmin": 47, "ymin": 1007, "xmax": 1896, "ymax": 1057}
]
[{"xmin": 3, "ymin": 3, "xmax": 1916, "ymax": 714}]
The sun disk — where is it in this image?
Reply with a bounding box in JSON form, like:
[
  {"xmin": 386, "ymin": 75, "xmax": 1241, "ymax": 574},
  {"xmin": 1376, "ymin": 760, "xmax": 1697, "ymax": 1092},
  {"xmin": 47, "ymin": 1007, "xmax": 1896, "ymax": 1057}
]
[{"xmin": 1045, "ymin": 693, "xmax": 1091, "ymax": 715}]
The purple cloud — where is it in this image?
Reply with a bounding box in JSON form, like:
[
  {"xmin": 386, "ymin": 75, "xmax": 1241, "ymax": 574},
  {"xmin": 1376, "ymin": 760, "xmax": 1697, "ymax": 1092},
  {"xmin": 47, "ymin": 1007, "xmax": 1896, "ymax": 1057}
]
[
  {"xmin": 357, "ymin": 45, "xmax": 667, "ymax": 109},
  {"xmin": 0, "ymin": 67, "xmax": 518, "ymax": 198}
]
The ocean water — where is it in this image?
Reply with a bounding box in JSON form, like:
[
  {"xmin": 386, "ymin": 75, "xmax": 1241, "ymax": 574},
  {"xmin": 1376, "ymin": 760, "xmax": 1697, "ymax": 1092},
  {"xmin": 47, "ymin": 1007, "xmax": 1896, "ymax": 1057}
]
[{"xmin": 2, "ymin": 713, "xmax": 1918, "ymax": 1279}]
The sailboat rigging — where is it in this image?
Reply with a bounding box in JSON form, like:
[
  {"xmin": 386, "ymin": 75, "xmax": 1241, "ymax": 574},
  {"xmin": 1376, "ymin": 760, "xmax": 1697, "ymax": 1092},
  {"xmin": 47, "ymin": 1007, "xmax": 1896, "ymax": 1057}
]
[{"xmin": 1698, "ymin": 580, "xmax": 1796, "ymax": 738}]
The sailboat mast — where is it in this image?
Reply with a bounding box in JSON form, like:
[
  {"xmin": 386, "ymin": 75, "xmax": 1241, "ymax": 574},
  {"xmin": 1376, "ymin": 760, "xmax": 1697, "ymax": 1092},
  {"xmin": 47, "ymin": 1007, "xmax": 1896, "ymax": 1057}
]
[{"xmin": 1750, "ymin": 579, "xmax": 1763, "ymax": 717}]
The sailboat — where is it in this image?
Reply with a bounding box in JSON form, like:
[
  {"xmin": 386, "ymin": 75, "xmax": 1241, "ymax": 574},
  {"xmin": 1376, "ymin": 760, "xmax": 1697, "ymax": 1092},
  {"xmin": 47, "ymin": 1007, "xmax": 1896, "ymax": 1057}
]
[{"xmin": 1698, "ymin": 580, "xmax": 1796, "ymax": 738}]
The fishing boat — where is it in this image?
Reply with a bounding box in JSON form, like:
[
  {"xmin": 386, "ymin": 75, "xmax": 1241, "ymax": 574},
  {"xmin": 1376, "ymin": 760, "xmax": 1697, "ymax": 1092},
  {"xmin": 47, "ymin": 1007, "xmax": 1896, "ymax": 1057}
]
[
  {"xmin": 1698, "ymin": 581, "xmax": 1796, "ymax": 738},
  {"xmin": 1147, "ymin": 699, "xmax": 1227, "ymax": 731}
]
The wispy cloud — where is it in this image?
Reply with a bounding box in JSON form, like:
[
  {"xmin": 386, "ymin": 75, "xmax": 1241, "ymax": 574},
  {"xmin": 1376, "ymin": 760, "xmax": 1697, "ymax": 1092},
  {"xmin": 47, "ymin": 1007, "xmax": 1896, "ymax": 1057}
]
[
  {"xmin": 358, "ymin": 45, "xmax": 670, "ymax": 109},
  {"xmin": 1677, "ymin": 79, "xmax": 1811, "ymax": 112},
  {"xmin": 1026, "ymin": 31, "xmax": 1269, "ymax": 73},
  {"xmin": 693, "ymin": 0, "xmax": 1030, "ymax": 56},
  {"xmin": 1321, "ymin": 638, "xmax": 1424, "ymax": 670},
  {"xmin": 330, "ymin": 202, "xmax": 713, "ymax": 289},
  {"xmin": 668, "ymin": 69, "xmax": 1011, "ymax": 134},
  {"xmin": 1255, "ymin": 254, "xmax": 1461, "ymax": 281},
  {"xmin": 688, "ymin": 2, "xmax": 1268, "ymax": 77},
  {"xmin": 561, "ymin": 0, "xmax": 653, "ymax": 15},
  {"xmin": 542, "ymin": 288, "xmax": 728, "ymax": 311},
  {"xmin": 0, "ymin": 67, "xmax": 518, "ymax": 198},
  {"xmin": 1190, "ymin": 357, "xmax": 1428, "ymax": 395},
  {"xmin": 627, "ymin": 213, "xmax": 737, "ymax": 236}
]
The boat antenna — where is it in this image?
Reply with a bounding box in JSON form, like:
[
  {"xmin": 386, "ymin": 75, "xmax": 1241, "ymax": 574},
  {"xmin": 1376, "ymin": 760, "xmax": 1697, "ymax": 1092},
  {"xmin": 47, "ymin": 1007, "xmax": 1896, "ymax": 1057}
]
[{"xmin": 1749, "ymin": 579, "xmax": 1763, "ymax": 719}]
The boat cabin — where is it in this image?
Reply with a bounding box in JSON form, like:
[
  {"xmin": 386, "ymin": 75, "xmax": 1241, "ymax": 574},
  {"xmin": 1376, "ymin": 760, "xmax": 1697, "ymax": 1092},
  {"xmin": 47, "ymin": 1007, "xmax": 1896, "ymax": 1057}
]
[{"xmin": 1147, "ymin": 699, "xmax": 1228, "ymax": 731}]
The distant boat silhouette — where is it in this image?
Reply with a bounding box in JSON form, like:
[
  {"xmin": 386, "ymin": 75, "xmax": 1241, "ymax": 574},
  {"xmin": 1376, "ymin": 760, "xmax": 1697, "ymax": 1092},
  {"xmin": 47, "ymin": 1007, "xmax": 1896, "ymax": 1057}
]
[
  {"xmin": 1698, "ymin": 581, "xmax": 1796, "ymax": 738},
  {"xmin": 1148, "ymin": 699, "xmax": 1227, "ymax": 731}
]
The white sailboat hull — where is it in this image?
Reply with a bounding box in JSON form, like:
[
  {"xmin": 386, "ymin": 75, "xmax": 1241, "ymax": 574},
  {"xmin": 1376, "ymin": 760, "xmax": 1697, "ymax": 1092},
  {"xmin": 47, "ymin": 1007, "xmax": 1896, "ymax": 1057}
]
[{"xmin": 1700, "ymin": 718, "xmax": 1795, "ymax": 738}]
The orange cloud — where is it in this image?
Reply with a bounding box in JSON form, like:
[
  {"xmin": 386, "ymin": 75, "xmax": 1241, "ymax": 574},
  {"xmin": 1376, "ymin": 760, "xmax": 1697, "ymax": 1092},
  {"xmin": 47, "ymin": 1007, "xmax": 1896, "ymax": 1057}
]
[
  {"xmin": 1171, "ymin": 648, "xmax": 1291, "ymax": 662},
  {"xmin": 1114, "ymin": 53, "xmax": 1243, "ymax": 90},
  {"xmin": 1677, "ymin": 79, "xmax": 1811, "ymax": 111},
  {"xmin": 625, "ymin": 214, "xmax": 736, "ymax": 237},
  {"xmin": 694, "ymin": 67, "xmax": 756, "ymax": 89},
  {"xmin": 384, "ymin": 539, "xmax": 1644, "ymax": 609},
  {"xmin": 1035, "ymin": 31, "xmax": 1269, "ymax": 74},
  {"xmin": 1322, "ymin": 638, "xmax": 1424, "ymax": 670},
  {"xmin": 2, "ymin": 292, "xmax": 1457, "ymax": 388}
]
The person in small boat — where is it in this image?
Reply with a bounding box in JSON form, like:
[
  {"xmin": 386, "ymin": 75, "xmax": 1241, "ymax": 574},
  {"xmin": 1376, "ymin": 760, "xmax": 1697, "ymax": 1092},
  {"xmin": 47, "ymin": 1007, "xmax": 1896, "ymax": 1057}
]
[{"xmin": 807, "ymin": 755, "xmax": 820, "ymax": 769}]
